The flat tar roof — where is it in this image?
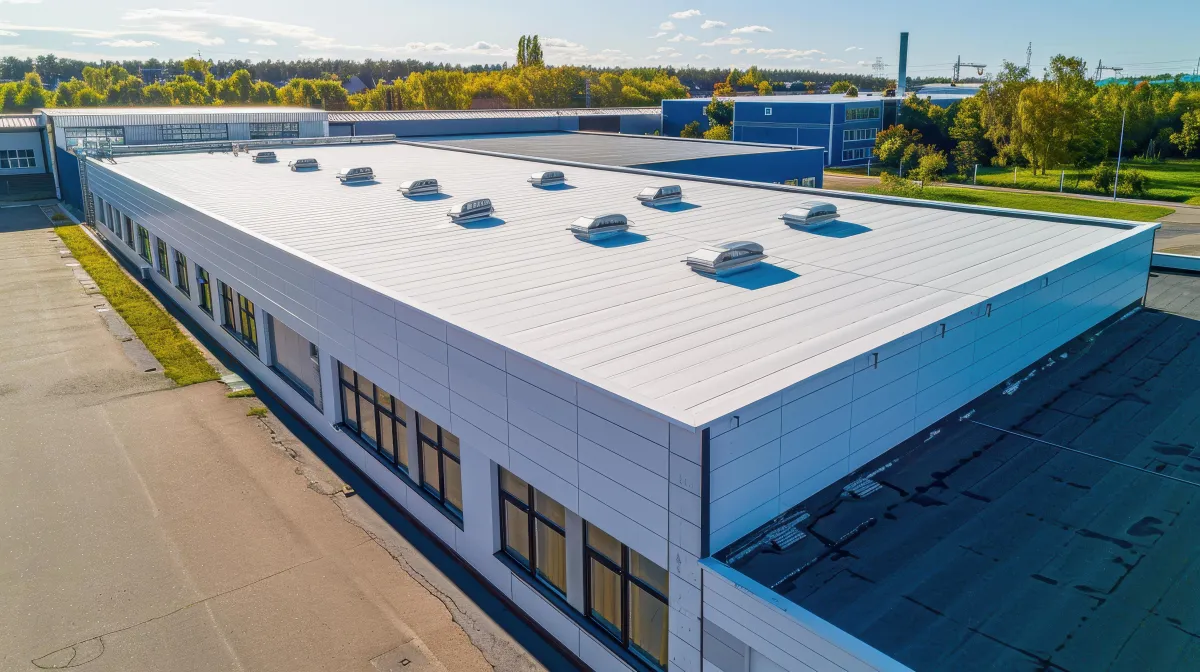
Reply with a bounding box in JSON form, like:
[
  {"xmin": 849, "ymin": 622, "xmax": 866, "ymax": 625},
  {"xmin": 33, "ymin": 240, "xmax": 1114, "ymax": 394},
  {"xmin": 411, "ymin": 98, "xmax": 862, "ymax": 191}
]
[
  {"xmin": 724, "ymin": 272, "xmax": 1200, "ymax": 670},
  {"xmin": 97, "ymin": 142, "xmax": 1153, "ymax": 427},
  {"xmin": 420, "ymin": 132, "xmax": 820, "ymax": 167}
]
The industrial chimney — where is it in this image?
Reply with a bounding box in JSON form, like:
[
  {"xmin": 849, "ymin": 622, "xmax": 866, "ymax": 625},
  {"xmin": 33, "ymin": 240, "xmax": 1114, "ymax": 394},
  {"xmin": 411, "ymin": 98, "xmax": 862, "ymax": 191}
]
[{"xmin": 897, "ymin": 32, "xmax": 909, "ymax": 98}]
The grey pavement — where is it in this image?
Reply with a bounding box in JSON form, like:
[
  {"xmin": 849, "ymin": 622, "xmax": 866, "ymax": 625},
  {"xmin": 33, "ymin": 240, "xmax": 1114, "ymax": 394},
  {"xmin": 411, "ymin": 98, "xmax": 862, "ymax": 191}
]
[{"xmin": 0, "ymin": 206, "xmax": 562, "ymax": 672}]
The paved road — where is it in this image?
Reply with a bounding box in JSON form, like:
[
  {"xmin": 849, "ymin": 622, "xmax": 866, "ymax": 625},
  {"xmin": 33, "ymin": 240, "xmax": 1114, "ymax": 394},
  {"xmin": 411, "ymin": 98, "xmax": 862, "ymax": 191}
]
[{"xmin": 0, "ymin": 206, "xmax": 562, "ymax": 672}]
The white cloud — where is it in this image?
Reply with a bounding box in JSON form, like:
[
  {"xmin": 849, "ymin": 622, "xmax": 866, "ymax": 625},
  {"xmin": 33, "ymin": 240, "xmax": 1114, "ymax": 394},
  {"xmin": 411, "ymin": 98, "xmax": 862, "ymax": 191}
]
[
  {"xmin": 731, "ymin": 47, "xmax": 822, "ymax": 59},
  {"xmin": 248, "ymin": 50, "xmax": 259, "ymax": 54},
  {"xmin": 403, "ymin": 41, "xmax": 450, "ymax": 52},
  {"xmin": 701, "ymin": 36, "xmax": 750, "ymax": 47},
  {"xmin": 542, "ymin": 37, "xmax": 580, "ymax": 48},
  {"xmin": 659, "ymin": 21, "xmax": 675, "ymax": 30},
  {"xmin": 467, "ymin": 41, "xmax": 502, "ymax": 51},
  {"xmin": 254, "ymin": 38, "xmax": 276, "ymax": 45},
  {"xmin": 656, "ymin": 46, "xmax": 678, "ymax": 53},
  {"xmin": 856, "ymin": 60, "xmax": 872, "ymax": 66},
  {"xmin": 98, "ymin": 39, "xmax": 158, "ymax": 47},
  {"xmin": 0, "ymin": 0, "xmax": 43, "ymax": 4},
  {"xmin": 845, "ymin": 46, "xmax": 862, "ymax": 52},
  {"xmin": 700, "ymin": 20, "xmax": 726, "ymax": 29},
  {"xmin": 670, "ymin": 9, "xmax": 701, "ymax": 18},
  {"xmin": 237, "ymin": 37, "xmax": 250, "ymax": 43},
  {"xmin": 695, "ymin": 54, "xmax": 712, "ymax": 60},
  {"xmin": 0, "ymin": 29, "xmax": 19, "ymax": 36},
  {"xmin": 122, "ymin": 9, "xmax": 324, "ymax": 47},
  {"xmin": 648, "ymin": 31, "xmax": 668, "ymax": 38},
  {"xmin": 667, "ymin": 33, "xmax": 697, "ymax": 43},
  {"xmin": 730, "ymin": 25, "xmax": 771, "ymax": 34},
  {"xmin": 819, "ymin": 57, "xmax": 845, "ymax": 64}
]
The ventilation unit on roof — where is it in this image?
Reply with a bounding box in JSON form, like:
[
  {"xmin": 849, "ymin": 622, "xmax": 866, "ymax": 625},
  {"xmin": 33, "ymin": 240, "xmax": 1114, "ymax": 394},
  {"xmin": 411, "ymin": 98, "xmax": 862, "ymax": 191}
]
[
  {"xmin": 568, "ymin": 213, "xmax": 629, "ymax": 241},
  {"xmin": 684, "ymin": 241, "xmax": 766, "ymax": 277},
  {"xmin": 636, "ymin": 185, "xmax": 683, "ymax": 207},
  {"xmin": 529, "ymin": 170, "xmax": 566, "ymax": 187},
  {"xmin": 781, "ymin": 201, "xmax": 839, "ymax": 227},
  {"xmin": 399, "ymin": 178, "xmax": 440, "ymax": 196},
  {"xmin": 251, "ymin": 150, "xmax": 277, "ymax": 163},
  {"xmin": 288, "ymin": 158, "xmax": 319, "ymax": 171},
  {"xmin": 447, "ymin": 198, "xmax": 494, "ymax": 224},
  {"xmin": 336, "ymin": 166, "xmax": 374, "ymax": 183}
]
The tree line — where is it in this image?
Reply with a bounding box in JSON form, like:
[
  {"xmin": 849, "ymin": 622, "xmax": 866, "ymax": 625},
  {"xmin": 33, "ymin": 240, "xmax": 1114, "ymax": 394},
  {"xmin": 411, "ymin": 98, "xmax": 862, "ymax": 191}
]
[{"xmin": 872, "ymin": 55, "xmax": 1200, "ymax": 193}]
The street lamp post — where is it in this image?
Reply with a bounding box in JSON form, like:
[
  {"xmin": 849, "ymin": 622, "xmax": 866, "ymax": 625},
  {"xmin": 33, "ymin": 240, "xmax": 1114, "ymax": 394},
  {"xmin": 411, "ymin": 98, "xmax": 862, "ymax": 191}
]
[{"xmin": 1113, "ymin": 107, "xmax": 1127, "ymax": 201}]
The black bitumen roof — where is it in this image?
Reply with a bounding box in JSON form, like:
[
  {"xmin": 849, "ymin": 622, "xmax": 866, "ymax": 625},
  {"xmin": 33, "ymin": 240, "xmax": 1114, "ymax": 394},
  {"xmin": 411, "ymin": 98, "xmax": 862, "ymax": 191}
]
[{"xmin": 724, "ymin": 271, "xmax": 1200, "ymax": 672}]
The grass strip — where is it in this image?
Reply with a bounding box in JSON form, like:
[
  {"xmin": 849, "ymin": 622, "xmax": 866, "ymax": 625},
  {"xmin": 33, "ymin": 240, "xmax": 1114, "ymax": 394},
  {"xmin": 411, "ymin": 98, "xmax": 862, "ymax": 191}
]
[
  {"xmin": 54, "ymin": 224, "xmax": 219, "ymax": 386},
  {"xmin": 843, "ymin": 184, "xmax": 1174, "ymax": 222}
]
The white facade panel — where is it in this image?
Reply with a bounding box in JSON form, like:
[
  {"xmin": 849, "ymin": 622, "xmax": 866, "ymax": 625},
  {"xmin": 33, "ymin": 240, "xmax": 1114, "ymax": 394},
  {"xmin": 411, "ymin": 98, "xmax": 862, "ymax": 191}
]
[{"xmin": 0, "ymin": 130, "xmax": 47, "ymax": 175}]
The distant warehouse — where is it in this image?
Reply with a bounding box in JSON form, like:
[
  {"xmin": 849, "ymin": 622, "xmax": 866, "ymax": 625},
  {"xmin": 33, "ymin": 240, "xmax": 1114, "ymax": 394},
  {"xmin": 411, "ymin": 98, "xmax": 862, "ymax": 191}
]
[
  {"xmin": 328, "ymin": 107, "xmax": 662, "ymax": 138},
  {"xmin": 77, "ymin": 136, "xmax": 1155, "ymax": 672}
]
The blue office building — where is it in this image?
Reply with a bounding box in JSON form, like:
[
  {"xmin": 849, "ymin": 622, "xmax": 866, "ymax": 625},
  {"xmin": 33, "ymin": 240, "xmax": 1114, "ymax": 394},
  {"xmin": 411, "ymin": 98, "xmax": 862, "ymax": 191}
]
[{"xmin": 663, "ymin": 92, "xmax": 973, "ymax": 168}]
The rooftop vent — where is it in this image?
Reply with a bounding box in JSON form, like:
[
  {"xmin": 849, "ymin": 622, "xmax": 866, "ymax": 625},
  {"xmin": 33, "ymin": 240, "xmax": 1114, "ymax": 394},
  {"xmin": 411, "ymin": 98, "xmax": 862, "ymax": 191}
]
[
  {"xmin": 781, "ymin": 201, "xmax": 839, "ymax": 227},
  {"xmin": 251, "ymin": 150, "xmax": 277, "ymax": 163},
  {"xmin": 288, "ymin": 158, "xmax": 319, "ymax": 171},
  {"xmin": 529, "ymin": 170, "xmax": 566, "ymax": 187},
  {"xmin": 568, "ymin": 213, "xmax": 629, "ymax": 242},
  {"xmin": 336, "ymin": 166, "xmax": 374, "ymax": 183},
  {"xmin": 685, "ymin": 241, "xmax": 766, "ymax": 277},
  {"xmin": 447, "ymin": 198, "xmax": 494, "ymax": 224},
  {"xmin": 636, "ymin": 185, "xmax": 683, "ymax": 207},
  {"xmin": 398, "ymin": 178, "xmax": 440, "ymax": 196}
]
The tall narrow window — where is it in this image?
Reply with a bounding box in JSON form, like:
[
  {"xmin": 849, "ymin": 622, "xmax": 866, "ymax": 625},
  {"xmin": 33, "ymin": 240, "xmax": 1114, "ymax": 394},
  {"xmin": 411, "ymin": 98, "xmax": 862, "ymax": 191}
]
[
  {"xmin": 220, "ymin": 282, "xmax": 237, "ymax": 331},
  {"xmin": 196, "ymin": 266, "xmax": 212, "ymax": 316},
  {"xmin": 337, "ymin": 362, "xmax": 410, "ymax": 471},
  {"xmin": 137, "ymin": 225, "xmax": 151, "ymax": 261},
  {"xmin": 499, "ymin": 468, "xmax": 568, "ymax": 597},
  {"xmin": 123, "ymin": 216, "xmax": 133, "ymax": 249},
  {"xmin": 97, "ymin": 197, "xmax": 106, "ymax": 226},
  {"xmin": 418, "ymin": 414, "xmax": 462, "ymax": 519},
  {"xmin": 237, "ymin": 294, "xmax": 258, "ymax": 354},
  {"xmin": 155, "ymin": 238, "xmax": 170, "ymax": 279},
  {"xmin": 585, "ymin": 523, "xmax": 670, "ymax": 670},
  {"xmin": 173, "ymin": 250, "xmax": 190, "ymax": 296}
]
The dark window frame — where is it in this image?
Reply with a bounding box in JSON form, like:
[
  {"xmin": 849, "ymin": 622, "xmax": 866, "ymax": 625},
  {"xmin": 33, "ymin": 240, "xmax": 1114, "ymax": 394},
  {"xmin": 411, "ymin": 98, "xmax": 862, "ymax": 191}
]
[
  {"xmin": 173, "ymin": 249, "xmax": 190, "ymax": 296},
  {"xmin": 417, "ymin": 414, "xmax": 462, "ymax": 521},
  {"xmin": 219, "ymin": 281, "xmax": 237, "ymax": 331},
  {"xmin": 155, "ymin": 237, "xmax": 170, "ymax": 279},
  {"xmin": 237, "ymin": 293, "xmax": 259, "ymax": 354},
  {"xmin": 136, "ymin": 225, "xmax": 151, "ymax": 261},
  {"xmin": 64, "ymin": 126, "xmax": 125, "ymax": 148},
  {"xmin": 196, "ymin": 266, "xmax": 213, "ymax": 317},
  {"xmin": 249, "ymin": 122, "xmax": 300, "ymax": 139},
  {"xmin": 337, "ymin": 362, "xmax": 410, "ymax": 471},
  {"xmin": 123, "ymin": 216, "xmax": 134, "ymax": 249},
  {"xmin": 498, "ymin": 468, "xmax": 568, "ymax": 599},
  {"xmin": 584, "ymin": 524, "xmax": 670, "ymax": 671},
  {"xmin": 160, "ymin": 123, "xmax": 229, "ymax": 142}
]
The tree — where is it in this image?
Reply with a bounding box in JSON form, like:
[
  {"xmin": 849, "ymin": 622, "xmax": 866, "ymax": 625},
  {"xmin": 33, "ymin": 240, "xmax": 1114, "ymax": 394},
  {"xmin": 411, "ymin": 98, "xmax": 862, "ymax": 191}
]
[
  {"xmin": 680, "ymin": 120, "xmax": 702, "ymax": 138},
  {"xmin": 712, "ymin": 81, "xmax": 733, "ymax": 97},
  {"xmin": 803, "ymin": 81, "xmax": 815, "ymax": 94},
  {"xmin": 756, "ymin": 80, "xmax": 773, "ymax": 96},
  {"xmin": 844, "ymin": 85, "xmax": 858, "ymax": 98},
  {"xmin": 703, "ymin": 125, "xmax": 731, "ymax": 140},
  {"xmin": 1171, "ymin": 109, "xmax": 1199, "ymax": 156},
  {"xmin": 528, "ymin": 36, "xmax": 544, "ymax": 67},
  {"xmin": 980, "ymin": 60, "xmax": 1032, "ymax": 166},
  {"xmin": 1014, "ymin": 82, "xmax": 1074, "ymax": 174},
  {"xmin": 517, "ymin": 36, "xmax": 527, "ymax": 68},
  {"xmin": 829, "ymin": 80, "xmax": 854, "ymax": 94},
  {"xmin": 705, "ymin": 94, "xmax": 733, "ymax": 129},
  {"xmin": 181, "ymin": 57, "xmax": 209, "ymax": 77},
  {"xmin": 874, "ymin": 124, "xmax": 922, "ymax": 168},
  {"xmin": 914, "ymin": 150, "xmax": 948, "ymax": 183}
]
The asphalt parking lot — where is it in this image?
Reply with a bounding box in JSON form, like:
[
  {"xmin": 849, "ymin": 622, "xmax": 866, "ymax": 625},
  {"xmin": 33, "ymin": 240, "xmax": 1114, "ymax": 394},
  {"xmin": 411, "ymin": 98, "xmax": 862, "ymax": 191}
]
[{"xmin": 0, "ymin": 205, "xmax": 567, "ymax": 672}]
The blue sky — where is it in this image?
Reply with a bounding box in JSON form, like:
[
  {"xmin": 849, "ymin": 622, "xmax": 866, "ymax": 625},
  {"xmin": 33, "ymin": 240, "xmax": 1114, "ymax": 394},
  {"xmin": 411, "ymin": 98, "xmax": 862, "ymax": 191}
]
[{"xmin": 1, "ymin": 0, "xmax": 1196, "ymax": 78}]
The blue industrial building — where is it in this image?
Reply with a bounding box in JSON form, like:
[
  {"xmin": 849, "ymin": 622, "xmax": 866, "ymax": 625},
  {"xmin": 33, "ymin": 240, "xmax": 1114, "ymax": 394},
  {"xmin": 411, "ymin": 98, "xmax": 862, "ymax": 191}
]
[
  {"xmin": 328, "ymin": 108, "xmax": 661, "ymax": 138},
  {"xmin": 663, "ymin": 92, "xmax": 973, "ymax": 168}
]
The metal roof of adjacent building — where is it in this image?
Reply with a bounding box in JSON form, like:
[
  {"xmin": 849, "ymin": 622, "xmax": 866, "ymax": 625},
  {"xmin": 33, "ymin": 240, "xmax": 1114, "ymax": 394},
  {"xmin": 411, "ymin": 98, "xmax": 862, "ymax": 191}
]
[
  {"xmin": 327, "ymin": 107, "xmax": 660, "ymax": 122},
  {"xmin": 419, "ymin": 132, "xmax": 820, "ymax": 167},
  {"xmin": 0, "ymin": 114, "xmax": 41, "ymax": 129},
  {"xmin": 96, "ymin": 142, "xmax": 1154, "ymax": 428},
  {"xmin": 723, "ymin": 273, "xmax": 1200, "ymax": 670},
  {"xmin": 39, "ymin": 106, "xmax": 327, "ymax": 126}
]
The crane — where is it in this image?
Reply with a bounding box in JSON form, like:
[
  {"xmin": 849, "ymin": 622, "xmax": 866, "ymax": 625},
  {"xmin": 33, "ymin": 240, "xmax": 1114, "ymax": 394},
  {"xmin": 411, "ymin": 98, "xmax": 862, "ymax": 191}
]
[
  {"xmin": 1093, "ymin": 59, "xmax": 1124, "ymax": 82},
  {"xmin": 953, "ymin": 55, "xmax": 987, "ymax": 83}
]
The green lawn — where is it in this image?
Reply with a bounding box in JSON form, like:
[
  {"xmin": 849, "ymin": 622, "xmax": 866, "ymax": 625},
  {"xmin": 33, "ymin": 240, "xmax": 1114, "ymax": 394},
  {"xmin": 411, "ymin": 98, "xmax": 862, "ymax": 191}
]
[
  {"xmin": 55, "ymin": 223, "xmax": 219, "ymax": 386},
  {"xmin": 845, "ymin": 184, "xmax": 1174, "ymax": 222},
  {"xmin": 963, "ymin": 159, "xmax": 1200, "ymax": 205}
]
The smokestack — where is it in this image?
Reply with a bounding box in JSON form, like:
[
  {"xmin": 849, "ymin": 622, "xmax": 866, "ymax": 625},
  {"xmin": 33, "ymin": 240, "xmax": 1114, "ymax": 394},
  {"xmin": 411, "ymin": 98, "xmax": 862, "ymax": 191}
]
[{"xmin": 897, "ymin": 32, "xmax": 909, "ymax": 98}]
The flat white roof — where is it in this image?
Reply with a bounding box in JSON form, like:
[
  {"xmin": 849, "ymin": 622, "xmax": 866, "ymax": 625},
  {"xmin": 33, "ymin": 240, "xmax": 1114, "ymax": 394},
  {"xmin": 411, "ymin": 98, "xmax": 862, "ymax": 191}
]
[
  {"xmin": 99, "ymin": 143, "xmax": 1153, "ymax": 427},
  {"xmin": 40, "ymin": 106, "xmax": 327, "ymax": 127}
]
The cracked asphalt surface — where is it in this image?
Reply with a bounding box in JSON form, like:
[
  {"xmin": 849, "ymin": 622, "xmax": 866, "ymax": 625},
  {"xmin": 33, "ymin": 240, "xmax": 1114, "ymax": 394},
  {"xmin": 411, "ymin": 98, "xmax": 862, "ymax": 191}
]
[{"xmin": 0, "ymin": 206, "xmax": 557, "ymax": 672}]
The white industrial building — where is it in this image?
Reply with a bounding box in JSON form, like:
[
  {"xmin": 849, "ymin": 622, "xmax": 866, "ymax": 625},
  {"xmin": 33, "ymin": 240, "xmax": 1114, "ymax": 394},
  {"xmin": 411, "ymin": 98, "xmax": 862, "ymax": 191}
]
[{"xmin": 76, "ymin": 136, "xmax": 1156, "ymax": 671}]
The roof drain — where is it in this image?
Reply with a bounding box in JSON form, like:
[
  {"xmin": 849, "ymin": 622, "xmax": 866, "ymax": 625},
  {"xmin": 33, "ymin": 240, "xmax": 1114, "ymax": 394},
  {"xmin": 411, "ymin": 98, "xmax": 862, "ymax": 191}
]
[
  {"xmin": 447, "ymin": 198, "xmax": 495, "ymax": 224},
  {"xmin": 781, "ymin": 201, "xmax": 839, "ymax": 228},
  {"xmin": 568, "ymin": 213, "xmax": 629, "ymax": 242},
  {"xmin": 684, "ymin": 241, "xmax": 766, "ymax": 277}
]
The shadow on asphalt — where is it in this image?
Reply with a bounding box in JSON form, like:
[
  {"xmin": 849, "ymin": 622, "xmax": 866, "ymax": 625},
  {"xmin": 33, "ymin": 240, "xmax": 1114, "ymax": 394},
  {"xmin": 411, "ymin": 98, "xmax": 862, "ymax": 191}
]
[{"xmin": 97, "ymin": 233, "xmax": 581, "ymax": 671}]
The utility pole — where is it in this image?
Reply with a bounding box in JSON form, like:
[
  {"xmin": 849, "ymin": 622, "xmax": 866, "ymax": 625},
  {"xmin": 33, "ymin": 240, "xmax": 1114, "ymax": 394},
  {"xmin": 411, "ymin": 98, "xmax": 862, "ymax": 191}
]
[
  {"xmin": 1094, "ymin": 59, "xmax": 1124, "ymax": 82},
  {"xmin": 1113, "ymin": 107, "xmax": 1127, "ymax": 201},
  {"xmin": 953, "ymin": 55, "xmax": 988, "ymax": 83},
  {"xmin": 1025, "ymin": 42, "xmax": 1032, "ymax": 72}
]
